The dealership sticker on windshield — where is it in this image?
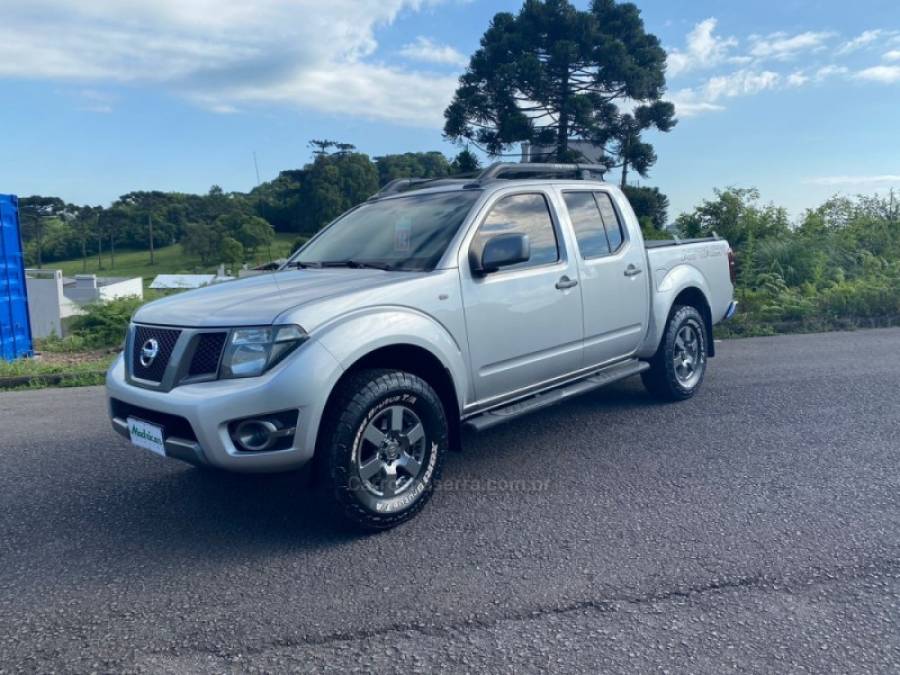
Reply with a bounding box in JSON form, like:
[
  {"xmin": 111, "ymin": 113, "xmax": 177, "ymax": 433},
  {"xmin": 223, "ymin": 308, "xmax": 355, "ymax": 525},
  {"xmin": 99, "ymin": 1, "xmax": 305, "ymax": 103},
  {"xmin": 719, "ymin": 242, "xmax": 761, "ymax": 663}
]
[
  {"xmin": 128, "ymin": 418, "xmax": 166, "ymax": 457},
  {"xmin": 394, "ymin": 220, "xmax": 411, "ymax": 251}
]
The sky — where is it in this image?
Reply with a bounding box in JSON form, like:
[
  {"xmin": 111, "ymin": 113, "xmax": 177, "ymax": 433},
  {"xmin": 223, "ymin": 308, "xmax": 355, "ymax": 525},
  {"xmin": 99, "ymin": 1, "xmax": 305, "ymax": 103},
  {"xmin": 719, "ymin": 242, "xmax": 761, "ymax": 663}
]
[{"xmin": 0, "ymin": 0, "xmax": 899, "ymax": 220}]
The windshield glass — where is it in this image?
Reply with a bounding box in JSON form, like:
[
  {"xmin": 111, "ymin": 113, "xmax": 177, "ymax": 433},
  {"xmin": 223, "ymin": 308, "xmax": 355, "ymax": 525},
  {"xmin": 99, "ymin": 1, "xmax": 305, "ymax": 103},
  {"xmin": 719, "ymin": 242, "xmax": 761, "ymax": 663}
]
[{"xmin": 290, "ymin": 190, "xmax": 481, "ymax": 271}]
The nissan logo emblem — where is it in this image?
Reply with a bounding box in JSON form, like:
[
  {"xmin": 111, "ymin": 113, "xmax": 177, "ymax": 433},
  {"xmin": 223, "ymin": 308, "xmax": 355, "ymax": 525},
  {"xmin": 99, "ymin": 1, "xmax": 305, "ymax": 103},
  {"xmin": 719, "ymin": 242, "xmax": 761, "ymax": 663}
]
[{"xmin": 140, "ymin": 338, "xmax": 160, "ymax": 367}]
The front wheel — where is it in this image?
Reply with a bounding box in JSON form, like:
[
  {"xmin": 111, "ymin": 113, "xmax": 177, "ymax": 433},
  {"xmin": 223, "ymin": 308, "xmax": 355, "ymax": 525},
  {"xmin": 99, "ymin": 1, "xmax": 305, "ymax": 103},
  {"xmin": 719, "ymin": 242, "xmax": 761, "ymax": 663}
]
[
  {"xmin": 642, "ymin": 305, "xmax": 708, "ymax": 401},
  {"xmin": 317, "ymin": 369, "xmax": 447, "ymax": 531}
]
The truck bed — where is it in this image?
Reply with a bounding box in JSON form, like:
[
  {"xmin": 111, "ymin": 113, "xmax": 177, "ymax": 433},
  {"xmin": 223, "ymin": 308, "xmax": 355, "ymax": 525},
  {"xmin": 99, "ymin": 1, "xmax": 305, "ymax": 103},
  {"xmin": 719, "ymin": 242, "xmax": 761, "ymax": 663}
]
[
  {"xmin": 643, "ymin": 236, "xmax": 734, "ymax": 331},
  {"xmin": 643, "ymin": 236, "xmax": 721, "ymax": 249}
]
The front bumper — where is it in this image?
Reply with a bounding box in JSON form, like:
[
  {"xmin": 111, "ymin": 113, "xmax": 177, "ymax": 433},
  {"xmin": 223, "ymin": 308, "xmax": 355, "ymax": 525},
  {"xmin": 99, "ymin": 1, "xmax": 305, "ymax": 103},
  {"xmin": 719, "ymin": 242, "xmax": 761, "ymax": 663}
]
[{"xmin": 106, "ymin": 340, "xmax": 344, "ymax": 473}]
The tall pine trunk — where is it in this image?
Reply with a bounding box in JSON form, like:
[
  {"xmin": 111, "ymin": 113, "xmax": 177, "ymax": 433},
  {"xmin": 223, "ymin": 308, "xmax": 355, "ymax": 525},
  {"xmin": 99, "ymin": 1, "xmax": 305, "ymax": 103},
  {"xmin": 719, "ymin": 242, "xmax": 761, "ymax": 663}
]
[
  {"xmin": 620, "ymin": 136, "xmax": 630, "ymax": 188},
  {"xmin": 556, "ymin": 66, "xmax": 569, "ymax": 161}
]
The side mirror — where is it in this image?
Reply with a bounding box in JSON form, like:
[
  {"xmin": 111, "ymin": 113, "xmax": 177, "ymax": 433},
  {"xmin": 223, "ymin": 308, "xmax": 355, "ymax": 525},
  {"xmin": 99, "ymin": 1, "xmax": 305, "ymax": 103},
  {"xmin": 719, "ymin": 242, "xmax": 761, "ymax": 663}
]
[{"xmin": 474, "ymin": 233, "xmax": 531, "ymax": 275}]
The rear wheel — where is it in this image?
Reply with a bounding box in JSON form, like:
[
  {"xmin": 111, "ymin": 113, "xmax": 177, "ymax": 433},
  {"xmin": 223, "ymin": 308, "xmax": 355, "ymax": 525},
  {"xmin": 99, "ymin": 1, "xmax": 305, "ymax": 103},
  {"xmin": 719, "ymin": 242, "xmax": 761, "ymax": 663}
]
[
  {"xmin": 318, "ymin": 369, "xmax": 447, "ymax": 531},
  {"xmin": 642, "ymin": 305, "xmax": 708, "ymax": 401}
]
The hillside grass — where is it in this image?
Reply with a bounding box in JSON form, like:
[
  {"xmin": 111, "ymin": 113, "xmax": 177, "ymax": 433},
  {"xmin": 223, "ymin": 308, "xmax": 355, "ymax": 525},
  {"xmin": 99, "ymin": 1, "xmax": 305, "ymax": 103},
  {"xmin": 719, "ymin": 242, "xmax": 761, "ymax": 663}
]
[{"xmin": 49, "ymin": 232, "xmax": 300, "ymax": 286}]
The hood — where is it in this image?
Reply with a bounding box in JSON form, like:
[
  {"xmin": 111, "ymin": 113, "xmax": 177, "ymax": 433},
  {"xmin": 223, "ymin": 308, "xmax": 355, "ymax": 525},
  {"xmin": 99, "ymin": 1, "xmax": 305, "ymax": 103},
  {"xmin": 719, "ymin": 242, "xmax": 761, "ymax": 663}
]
[{"xmin": 134, "ymin": 268, "xmax": 425, "ymax": 328}]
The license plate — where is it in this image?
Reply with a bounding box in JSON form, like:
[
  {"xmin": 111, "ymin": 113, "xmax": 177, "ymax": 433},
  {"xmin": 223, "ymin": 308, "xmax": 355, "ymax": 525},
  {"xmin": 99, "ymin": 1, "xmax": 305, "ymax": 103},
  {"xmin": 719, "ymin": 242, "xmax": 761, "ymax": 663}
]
[{"xmin": 127, "ymin": 417, "xmax": 166, "ymax": 457}]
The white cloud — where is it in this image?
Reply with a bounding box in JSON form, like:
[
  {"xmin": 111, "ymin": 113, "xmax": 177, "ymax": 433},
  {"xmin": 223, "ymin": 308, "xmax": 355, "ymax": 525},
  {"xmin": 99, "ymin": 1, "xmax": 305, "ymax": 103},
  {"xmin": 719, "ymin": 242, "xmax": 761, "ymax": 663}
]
[
  {"xmin": 748, "ymin": 31, "xmax": 834, "ymax": 60},
  {"xmin": 815, "ymin": 65, "xmax": 849, "ymax": 82},
  {"xmin": 804, "ymin": 175, "xmax": 900, "ymax": 187},
  {"xmin": 74, "ymin": 88, "xmax": 116, "ymax": 113},
  {"xmin": 399, "ymin": 36, "xmax": 467, "ymax": 67},
  {"xmin": 836, "ymin": 29, "xmax": 883, "ymax": 55},
  {"xmin": 667, "ymin": 18, "xmax": 737, "ymax": 77},
  {"xmin": 786, "ymin": 71, "xmax": 809, "ymax": 87},
  {"xmin": 670, "ymin": 69, "xmax": 780, "ymax": 116},
  {"xmin": 705, "ymin": 69, "xmax": 781, "ymax": 100},
  {"xmin": 666, "ymin": 94, "xmax": 725, "ymax": 117},
  {"xmin": 665, "ymin": 20, "xmax": 900, "ymax": 115},
  {"xmin": 0, "ymin": 0, "xmax": 458, "ymax": 127},
  {"xmin": 855, "ymin": 65, "xmax": 900, "ymax": 83}
]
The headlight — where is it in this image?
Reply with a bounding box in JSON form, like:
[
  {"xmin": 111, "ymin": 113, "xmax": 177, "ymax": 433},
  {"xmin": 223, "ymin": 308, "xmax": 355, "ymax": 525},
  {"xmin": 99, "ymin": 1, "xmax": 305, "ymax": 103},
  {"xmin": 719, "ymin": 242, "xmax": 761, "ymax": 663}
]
[{"xmin": 221, "ymin": 324, "xmax": 308, "ymax": 379}]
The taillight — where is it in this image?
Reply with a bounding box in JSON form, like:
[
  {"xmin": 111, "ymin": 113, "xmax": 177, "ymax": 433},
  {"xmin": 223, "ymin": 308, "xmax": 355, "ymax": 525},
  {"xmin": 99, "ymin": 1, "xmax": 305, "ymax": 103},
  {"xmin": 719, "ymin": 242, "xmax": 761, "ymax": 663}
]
[{"xmin": 727, "ymin": 249, "xmax": 737, "ymax": 285}]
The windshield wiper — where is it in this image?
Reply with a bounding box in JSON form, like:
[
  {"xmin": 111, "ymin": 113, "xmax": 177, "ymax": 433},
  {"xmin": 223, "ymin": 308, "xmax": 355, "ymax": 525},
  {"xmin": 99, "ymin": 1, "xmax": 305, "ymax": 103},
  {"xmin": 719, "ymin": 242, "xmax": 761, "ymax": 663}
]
[
  {"xmin": 319, "ymin": 259, "xmax": 395, "ymax": 271},
  {"xmin": 283, "ymin": 260, "xmax": 323, "ymax": 269}
]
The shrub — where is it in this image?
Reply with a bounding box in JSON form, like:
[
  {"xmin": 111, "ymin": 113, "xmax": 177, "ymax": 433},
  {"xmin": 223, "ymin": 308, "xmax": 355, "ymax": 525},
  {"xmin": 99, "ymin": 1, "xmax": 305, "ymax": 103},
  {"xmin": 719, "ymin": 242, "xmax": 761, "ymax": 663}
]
[{"xmin": 69, "ymin": 296, "xmax": 146, "ymax": 348}]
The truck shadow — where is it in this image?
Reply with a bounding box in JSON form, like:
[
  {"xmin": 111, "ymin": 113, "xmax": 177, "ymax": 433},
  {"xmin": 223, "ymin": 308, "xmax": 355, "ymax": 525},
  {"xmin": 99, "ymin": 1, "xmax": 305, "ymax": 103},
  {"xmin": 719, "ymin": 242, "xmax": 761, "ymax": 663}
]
[{"xmin": 33, "ymin": 380, "xmax": 662, "ymax": 566}]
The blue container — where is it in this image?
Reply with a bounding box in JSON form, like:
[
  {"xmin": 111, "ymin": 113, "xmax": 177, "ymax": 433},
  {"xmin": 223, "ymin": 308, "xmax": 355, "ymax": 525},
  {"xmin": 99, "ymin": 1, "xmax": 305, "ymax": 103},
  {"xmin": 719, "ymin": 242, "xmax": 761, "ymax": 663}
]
[{"xmin": 0, "ymin": 194, "xmax": 34, "ymax": 360}]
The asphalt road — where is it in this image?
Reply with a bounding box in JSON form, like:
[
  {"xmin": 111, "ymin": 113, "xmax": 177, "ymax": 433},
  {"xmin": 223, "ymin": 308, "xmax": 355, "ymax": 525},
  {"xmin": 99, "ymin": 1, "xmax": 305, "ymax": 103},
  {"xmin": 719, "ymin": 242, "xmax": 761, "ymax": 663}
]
[{"xmin": 2, "ymin": 329, "xmax": 900, "ymax": 673}]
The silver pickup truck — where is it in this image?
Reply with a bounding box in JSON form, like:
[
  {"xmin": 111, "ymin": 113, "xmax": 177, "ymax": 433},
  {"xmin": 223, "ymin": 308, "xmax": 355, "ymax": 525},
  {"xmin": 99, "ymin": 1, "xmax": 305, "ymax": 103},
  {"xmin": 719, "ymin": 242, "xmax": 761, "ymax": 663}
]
[{"xmin": 107, "ymin": 163, "xmax": 736, "ymax": 529}]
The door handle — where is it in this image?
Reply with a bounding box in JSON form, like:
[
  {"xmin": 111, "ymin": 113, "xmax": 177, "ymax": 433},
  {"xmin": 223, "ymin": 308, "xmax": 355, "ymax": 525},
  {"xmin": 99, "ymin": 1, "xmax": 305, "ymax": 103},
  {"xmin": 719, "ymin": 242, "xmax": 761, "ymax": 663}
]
[
  {"xmin": 624, "ymin": 264, "xmax": 643, "ymax": 277},
  {"xmin": 555, "ymin": 275, "xmax": 579, "ymax": 290}
]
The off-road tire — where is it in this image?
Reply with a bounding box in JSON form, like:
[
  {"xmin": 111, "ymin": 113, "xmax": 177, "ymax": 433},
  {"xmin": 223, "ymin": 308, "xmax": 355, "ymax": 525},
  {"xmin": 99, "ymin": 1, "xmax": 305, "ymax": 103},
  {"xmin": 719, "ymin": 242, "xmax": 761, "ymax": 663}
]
[
  {"xmin": 641, "ymin": 305, "xmax": 708, "ymax": 401},
  {"xmin": 317, "ymin": 369, "xmax": 447, "ymax": 531}
]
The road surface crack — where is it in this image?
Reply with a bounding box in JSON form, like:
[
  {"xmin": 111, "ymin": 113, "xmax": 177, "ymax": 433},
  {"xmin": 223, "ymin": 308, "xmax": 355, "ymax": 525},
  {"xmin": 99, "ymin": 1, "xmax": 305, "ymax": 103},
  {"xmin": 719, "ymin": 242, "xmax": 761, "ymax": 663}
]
[{"xmin": 217, "ymin": 556, "xmax": 900, "ymax": 657}]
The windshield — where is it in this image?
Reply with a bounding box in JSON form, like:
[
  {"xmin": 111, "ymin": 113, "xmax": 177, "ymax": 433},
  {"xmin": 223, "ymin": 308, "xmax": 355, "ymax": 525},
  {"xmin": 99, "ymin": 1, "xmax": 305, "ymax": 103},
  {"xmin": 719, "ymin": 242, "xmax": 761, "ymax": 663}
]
[{"xmin": 290, "ymin": 190, "xmax": 481, "ymax": 272}]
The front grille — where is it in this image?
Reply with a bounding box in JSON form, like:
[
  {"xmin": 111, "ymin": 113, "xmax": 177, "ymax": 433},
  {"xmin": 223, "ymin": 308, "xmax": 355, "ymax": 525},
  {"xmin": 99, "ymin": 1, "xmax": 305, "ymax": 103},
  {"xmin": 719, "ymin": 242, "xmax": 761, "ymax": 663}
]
[
  {"xmin": 132, "ymin": 325, "xmax": 181, "ymax": 382},
  {"xmin": 110, "ymin": 398, "xmax": 197, "ymax": 441},
  {"xmin": 189, "ymin": 332, "xmax": 227, "ymax": 377}
]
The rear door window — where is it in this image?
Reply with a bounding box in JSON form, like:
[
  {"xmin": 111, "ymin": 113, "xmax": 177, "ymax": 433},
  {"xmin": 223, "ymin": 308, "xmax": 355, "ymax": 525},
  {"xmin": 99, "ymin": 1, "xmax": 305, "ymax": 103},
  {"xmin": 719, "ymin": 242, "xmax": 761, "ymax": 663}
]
[
  {"xmin": 595, "ymin": 192, "xmax": 625, "ymax": 253},
  {"xmin": 563, "ymin": 191, "xmax": 611, "ymax": 259}
]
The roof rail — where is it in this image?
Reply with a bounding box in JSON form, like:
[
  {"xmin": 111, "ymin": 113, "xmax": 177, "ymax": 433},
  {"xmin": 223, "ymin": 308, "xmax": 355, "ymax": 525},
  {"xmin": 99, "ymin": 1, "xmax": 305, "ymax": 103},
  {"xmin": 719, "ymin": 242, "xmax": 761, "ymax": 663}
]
[
  {"xmin": 476, "ymin": 162, "xmax": 608, "ymax": 183},
  {"xmin": 369, "ymin": 178, "xmax": 429, "ymax": 200},
  {"xmin": 368, "ymin": 176, "xmax": 474, "ymax": 200}
]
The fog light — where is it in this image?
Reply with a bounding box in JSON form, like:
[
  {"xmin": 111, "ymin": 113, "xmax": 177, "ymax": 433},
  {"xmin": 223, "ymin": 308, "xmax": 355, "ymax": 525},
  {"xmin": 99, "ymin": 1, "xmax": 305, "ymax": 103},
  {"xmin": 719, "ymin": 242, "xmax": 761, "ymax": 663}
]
[
  {"xmin": 230, "ymin": 412, "xmax": 298, "ymax": 452},
  {"xmin": 235, "ymin": 420, "xmax": 279, "ymax": 451}
]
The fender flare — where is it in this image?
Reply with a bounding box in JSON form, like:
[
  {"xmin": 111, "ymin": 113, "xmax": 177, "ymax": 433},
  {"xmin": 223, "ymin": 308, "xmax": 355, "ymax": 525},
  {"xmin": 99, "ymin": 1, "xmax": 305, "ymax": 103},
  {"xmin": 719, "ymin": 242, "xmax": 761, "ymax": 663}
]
[
  {"xmin": 639, "ymin": 265, "xmax": 715, "ymax": 359},
  {"xmin": 313, "ymin": 306, "xmax": 469, "ymax": 411}
]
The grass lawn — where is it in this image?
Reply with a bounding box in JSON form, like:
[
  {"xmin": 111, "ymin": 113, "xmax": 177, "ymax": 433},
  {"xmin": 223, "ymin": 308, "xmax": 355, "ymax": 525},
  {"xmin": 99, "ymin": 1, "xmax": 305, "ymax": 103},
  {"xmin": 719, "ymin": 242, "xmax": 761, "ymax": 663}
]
[
  {"xmin": 0, "ymin": 351, "xmax": 115, "ymax": 389},
  {"xmin": 50, "ymin": 232, "xmax": 300, "ymax": 286}
]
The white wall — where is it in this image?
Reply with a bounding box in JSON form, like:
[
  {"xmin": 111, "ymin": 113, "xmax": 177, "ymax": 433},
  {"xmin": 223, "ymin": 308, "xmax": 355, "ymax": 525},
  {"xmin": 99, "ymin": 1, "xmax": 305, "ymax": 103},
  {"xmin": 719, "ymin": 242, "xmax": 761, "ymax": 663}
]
[
  {"xmin": 25, "ymin": 270, "xmax": 81, "ymax": 339},
  {"xmin": 26, "ymin": 271, "xmax": 143, "ymax": 339}
]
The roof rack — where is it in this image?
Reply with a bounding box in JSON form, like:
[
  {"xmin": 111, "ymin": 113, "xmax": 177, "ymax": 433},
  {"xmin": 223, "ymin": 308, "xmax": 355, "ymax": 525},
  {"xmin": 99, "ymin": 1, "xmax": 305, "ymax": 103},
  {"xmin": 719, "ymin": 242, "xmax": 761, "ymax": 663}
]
[
  {"xmin": 476, "ymin": 162, "xmax": 608, "ymax": 182},
  {"xmin": 367, "ymin": 162, "xmax": 608, "ymax": 200}
]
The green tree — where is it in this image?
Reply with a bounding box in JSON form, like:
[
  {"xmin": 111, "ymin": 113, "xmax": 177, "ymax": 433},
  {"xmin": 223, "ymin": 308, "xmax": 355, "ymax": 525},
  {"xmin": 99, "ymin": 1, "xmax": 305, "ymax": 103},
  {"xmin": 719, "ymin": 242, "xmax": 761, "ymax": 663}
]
[
  {"xmin": 251, "ymin": 169, "xmax": 304, "ymax": 232},
  {"xmin": 675, "ymin": 188, "xmax": 791, "ymax": 248},
  {"xmin": 72, "ymin": 206, "xmax": 101, "ymax": 272},
  {"xmin": 19, "ymin": 196, "xmax": 67, "ymax": 267},
  {"xmin": 622, "ymin": 185, "xmax": 669, "ymax": 230},
  {"xmin": 236, "ymin": 216, "xmax": 276, "ymax": 258},
  {"xmin": 182, "ymin": 222, "xmax": 223, "ymax": 265},
  {"xmin": 298, "ymin": 152, "xmax": 379, "ymax": 233},
  {"xmin": 450, "ymin": 148, "xmax": 482, "ymax": 174},
  {"xmin": 612, "ymin": 101, "xmax": 676, "ymax": 187},
  {"xmin": 444, "ymin": 0, "xmax": 671, "ymax": 166},
  {"xmin": 374, "ymin": 152, "xmax": 451, "ymax": 185},
  {"xmin": 220, "ymin": 236, "xmax": 245, "ymax": 268}
]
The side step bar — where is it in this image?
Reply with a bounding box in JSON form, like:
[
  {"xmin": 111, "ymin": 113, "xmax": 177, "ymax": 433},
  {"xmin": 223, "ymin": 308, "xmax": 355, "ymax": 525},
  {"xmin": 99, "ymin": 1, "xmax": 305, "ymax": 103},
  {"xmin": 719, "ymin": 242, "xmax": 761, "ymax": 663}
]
[{"xmin": 463, "ymin": 359, "xmax": 650, "ymax": 433}]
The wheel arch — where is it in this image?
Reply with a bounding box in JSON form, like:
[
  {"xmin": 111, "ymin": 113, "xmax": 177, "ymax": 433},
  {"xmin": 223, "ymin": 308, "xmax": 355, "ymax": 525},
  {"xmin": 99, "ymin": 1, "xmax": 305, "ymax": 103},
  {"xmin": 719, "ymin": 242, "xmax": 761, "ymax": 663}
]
[
  {"xmin": 671, "ymin": 287, "xmax": 715, "ymax": 357},
  {"xmin": 318, "ymin": 343, "xmax": 462, "ymax": 456}
]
